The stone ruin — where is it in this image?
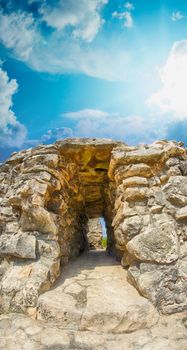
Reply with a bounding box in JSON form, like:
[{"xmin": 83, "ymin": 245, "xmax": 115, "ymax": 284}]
[
  {"xmin": 87, "ymin": 218, "xmax": 103, "ymax": 250},
  {"xmin": 0, "ymin": 138, "xmax": 187, "ymax": 317}
]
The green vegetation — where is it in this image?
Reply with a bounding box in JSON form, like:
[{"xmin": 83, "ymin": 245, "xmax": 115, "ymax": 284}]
[{"xmin": 102, "ymin": 236, "xmax": 107, "ymax": 248}]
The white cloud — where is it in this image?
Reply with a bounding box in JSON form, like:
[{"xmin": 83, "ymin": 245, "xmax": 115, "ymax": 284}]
[
  {"xmin": 124, "ymin": 2, "xmax": 134, "ymax": 11},
  {"xmin": 112, "ymin": 0, "xmax": 134, "ymax": 28},
  {"xmin": 171, "ymin": 11, "xmax": 184, "ymax": 22},
  {"xmin": 0, "ymin": 5, "xmax": 130, "ymax": 81},
  {"xmin": 148, "ymin": 40, "xmax": 187, "ymax": 119},
  {"xmin": 41, "ymin": 127, "xmax": 73, "ymax": 142},
  {"xmin": 0, "ymin": 67, "xmax": 27, "ymax": 147},
  {"xmin": 24, "ymin": 126, "xmax": 74, "ymax": 149},
  {"xmin": 112, "ymin": 11, "xmax": 133, "ymax": 28},
  {"xmin": 39, "ymin": 0, "xmax": 108, "ymax": 42},
  {"xmin": 123, "ymin": 12, "xmax": 133, "ymax": 28},
  {"xmin": 63, "ymin": 109, "xmax": 109, "ymax": 120},
  {"xmin": 0, "ymin": 10, "xmax": 39, "ymax": 60},
  {"xmin": 27, "ymin": 37, "xmax": 130, "ymax": 81},
  {"xmin": 62, "ymin": 109, "xmax": 161, "ymax": 144}
]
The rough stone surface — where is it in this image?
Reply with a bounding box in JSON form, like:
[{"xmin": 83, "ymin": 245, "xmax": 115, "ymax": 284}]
[
  {"xmin": 1, "ymin": 258, "xmax": 60, "ymax": 313},
  {"xmin": 0, "ymin": 252, "xmax": 186, "ymax": 349},
  {"xmin": 0, "ymin": 137, "xmax": 187, "ymax": 317},
  {"xmin": 86, "ymin": 218, "xmax": 103, "ymax": 250},
  {"xmin": 0, "ymin": 232, "xmax": 36, "ymax": 259},
  {"xmin": 176, "ymin": 206, "xmax": 187, "ymax": 221},
  {"xmin": 37, "ymin": 251, "xmax": 158, "ymax": 333},
  {"xmin": 0, "ymin": 311, "xmax": 186, "ymax": 350},
  {"xmin": 126, "ymin": 221, "xmax": 179, "ymax": 264}
]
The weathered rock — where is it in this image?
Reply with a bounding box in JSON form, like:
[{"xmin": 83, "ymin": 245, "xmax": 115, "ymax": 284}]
[
  {"xmin": 5, "ymin": 221, "xmax": 20, "ymax": 234},
  {"xmin": 0, "ymin": 138, "xmax": 187, "ymax": 316},
  {"xmin": 124, "ymin": 148, "xmax": 164, "ymax": 164},
  {"xmin": 86, "ymin": 218, "xmax": 103, "ymax": 250},
  {"xmin": 168, "ymin": 166, "xmax": 182, "ymax": 176},
  {"xmin": 180, "ymin": 160, "xmax": 187, "ymax": 175},
  {"xmin": 176, "ymin": 206, "xmax": 187, "ymax": 222},
  {"xmin": 167, "ymin": 193, "xmax": 187, "ymax": 207},
  {"xmin": 121, "ymin": 215, "xmax": 143, "ymax": 240},
  {"xmin": 126, "ymin": 222, "xmax": 179, "ymax": 264},
  {"xmin": 37, "ymin": 239, "xmax": 60, "ymax": 259},
  {"xmin": 1, "ymin": 258, "xmax": 60, "ymax": 313},
  {"xmin": 148, "ymin": 187, "xmax": 166, "ymax": 207},
  {"xmin": 17, "ymin": 179, "xmax": 48, "ymax": 197},
  {"xmin": 0, "ymin": 311, "xmax": 187, "ymax": 350},
  {"xmin": 149, "ymin": 205, "xmax": 163, "ymax": 213},
  {"xmin": 163, "ymin": 176, "xmax": 187, "ymax": 207},
  {"xmin": 21, "ymin": 206, "xmax": 58, "ymax": 235},
  {"xmin": 0, "ymin": 233, "xmax": 36, "ymax": 259},
  {"xmin": 127, "ymin": 260, "xmax": 187, "ymax": 314},
  {"xmin": 23, "ymin": 153, "xmax": 59, "ymax": 168},
  {"xmin": 122, "ymin": 176, "xmax": 148, "ymax": 187},
  {"xmin": 112, "ymin": 202, "xmax": 137, "ymax": 228},
  {"xmin": 166, "ymin": 157, "xmax": 180, "ymax": 168},
  {"xmin": 124, "ymin": 187, "xmax": 149, "ymax": 201},
  {"xmin": 37, "ymin": 251, "xmax": 158, "ymax": 333},
  {"xmin": 180, "ymin": 242, "xmax": 187, "ymax": 258},
  {"xmin": 113, "ymin": 164, "xmax": 153, "ymax": 185}
]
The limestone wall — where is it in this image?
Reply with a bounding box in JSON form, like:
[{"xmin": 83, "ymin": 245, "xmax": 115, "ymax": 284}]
[
  {"xmin": 0, "ymin": 139, "xmax": 118, "ymax": 314},
  {"xmin": 0, "ymin": 143, "xmax": 84, "ymax": 313},
  {"xmin": 109, "ymin": 140, "xmax": 187, "ymax": 314},
  {"xmin": 0, "ymin": 138, "xmax": 186, "ymax": 315}
]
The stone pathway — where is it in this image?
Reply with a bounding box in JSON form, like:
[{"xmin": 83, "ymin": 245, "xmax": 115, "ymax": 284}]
[
  {"xmin": 37, "ymin": 250, "xmax": 158, "ymax": 333},
  {"xmin": 0, "ymin": 250, "xmax": 187, "ymax": 349}
]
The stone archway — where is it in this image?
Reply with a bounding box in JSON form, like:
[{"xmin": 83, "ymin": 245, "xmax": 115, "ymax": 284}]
[
  {"xmin": 56, "ymin": 138, "xmax": 119, "ymax": 259},
  {"xmin": 0, "ymin": 138, "xmax": 187, "ymax": 316}
]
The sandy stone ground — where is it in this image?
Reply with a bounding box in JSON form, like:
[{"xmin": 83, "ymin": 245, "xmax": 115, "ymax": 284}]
[{"xmin": 0, "ymin": 251, "xmax": 187, "ymax": 349}]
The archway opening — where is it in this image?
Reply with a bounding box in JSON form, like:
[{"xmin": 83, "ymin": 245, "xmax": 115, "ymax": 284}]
[
  {"xmin": 100, "ymin": 217, "xmax": 107, "ymax": 249},
  {"xmin": 56, "ymin": 138, "xmax": 120, "ymax": 264}
]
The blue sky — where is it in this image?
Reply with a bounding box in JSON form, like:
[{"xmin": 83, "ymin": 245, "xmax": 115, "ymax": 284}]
[{"xmin": 0, "ymin": 0, "xmax": 187, "ymax": 161}]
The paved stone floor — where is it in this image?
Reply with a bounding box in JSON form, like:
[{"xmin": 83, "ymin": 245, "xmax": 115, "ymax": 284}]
[{"xmin": 0, "ymin": 250, "xmax": 187, "ymax": 349}]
